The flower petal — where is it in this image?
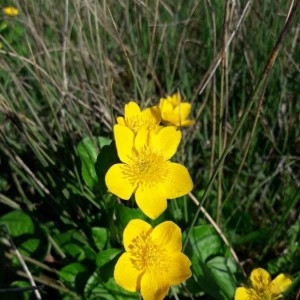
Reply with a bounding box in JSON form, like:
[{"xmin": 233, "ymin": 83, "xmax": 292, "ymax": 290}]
[
  {"xmin": 105, "ymin": 164, "xmax": 135, "ymax": 199},
  {"xmin": 174, "ymin": 103, "xmax": 191, "ymax": 121},
  {"xmin": 234, "ymin": 287, "xmax": 251, "ymax": 300},
  {"xmin": 123, "ymin": 219, "xmax": 152, "ymax": 251},
  {"xmin": 142, "ymin": 106, "xmax": 161, "ymax": 124},
  {"xmin": 149, "ymin": 126, "xmax": 181, "ymax": 159},
  {"xmin": 250, "ymin": 268, "xmax": 271, "ymax": 290},
  {"xmin": 140, "ymin": 272, "xmax": 170, "ymax": 300},
  {"xmin": 125, "ymin": 101, "xmax": 142, "ymax": 117},
  {"xmin": 270, "ymin": 273, "xmax": 293, "ymax": 295},
  {"xmin": 151, "ymin": 221, "xmax": 182, "ymax": 252},
  {"xmin": 165, "ymin": 252, "xmax": 192, "ymax": 285},
  {"xmin": 114, "ymin": 252, "xmax": 142, "ymax": 292},
  {"xmin": 164, "ymin": 163, "xmax": 193, "ymax": 198},
  {"xmin": 159, "ymin": 98, "xmax": 174, "ymax": 115},
  {"xmin": 135, "ymin": 186, "xmax": 168, "ymax": 219},
  {"xmin": 114, "ymin": 124, "xmax": 134, "ymax": 163},
  {"xmin": 116, "ymin": 116, "xmax": 126, "ymax": 125},
  {"xmin": 134, "ymin": 127, "xmax": 149, "ymax": 150},
  {"xmin": 180, "ymin": 119, "xmax": 195, "ymax": 127}
]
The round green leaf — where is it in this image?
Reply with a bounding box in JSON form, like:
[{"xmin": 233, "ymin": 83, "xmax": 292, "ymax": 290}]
[{"xmin": 0, "ymin": 210, "xmax": 34, "ymax": 237}]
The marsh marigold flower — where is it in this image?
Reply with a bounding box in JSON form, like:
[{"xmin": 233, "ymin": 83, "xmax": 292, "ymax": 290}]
[
  {"xmin": 105, "ymin": 125, "xmax": 193, "ymax": 219},
  {"xmin": 235, "ymin": 268, "xmax": 292, "ymax": 300},
  {"xmin": 159, "ymin": 92, "xmax": 194, "ymax": 127},
  {"xmin": 3, "ymin": 6, "xmax": 19, "ymax": 17},
  {"xmin": 117, "ymin": 101, "xmax": 161, "ymax": 134},
  {"xmin": 114, "ymin": 219, "xmax": 192, "ymax": 300}
]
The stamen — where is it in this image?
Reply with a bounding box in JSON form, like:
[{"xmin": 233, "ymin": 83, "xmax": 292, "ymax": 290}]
[
  {"xmin": 126, "ymin": 116, "xmax": 158, "ymax": 133},
  {"xmin": 121, "ymin": 146, "xmax": 168, "ymax": 188},
  {"xmin": 128, "ymin": 231, "xmax": 169, "ymax": 273}
]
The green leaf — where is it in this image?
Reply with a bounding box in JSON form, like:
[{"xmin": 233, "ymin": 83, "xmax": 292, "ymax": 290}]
[
  {"xmin": 63, "ymin": 243, "xmax": 86, "ymax": 261},
  {"xmin": 186, "ymin": 224, "xmax": 222, "ymax": 262},
  {"xmin": 76, "ymin": 136, "xmax": 111, "ymax": 189},
  {"xmin": 54, "ymin": 229, "xmax": 95, "ymax": 261},
  {"xmin": 0, "ymin": 211, "xmax": 49, "ymax": 259},
  {"xmin": 0, "ymin": 210, "xmax": 34, "ymax": 237},
  {"xmin": 59, "ymin": 262, "xmax": 90, "ymax": 292},
  {"xmin": 84, "ymin": 272, "xmax": 139, "ymax": 300},
  {"xmin": 184, "ymin": 225, "xmax": 237, "ymax": 300},
  {"xmin": 96, "ymin": 248, "xmax": 121, "ymax": 268},
  {"xmin": 115, "ymin": 204, "xmax": 146, "ymax": 231},
  {"xmin": 92, "ymin": 227, "xmax": 108, "ymax": 251}
]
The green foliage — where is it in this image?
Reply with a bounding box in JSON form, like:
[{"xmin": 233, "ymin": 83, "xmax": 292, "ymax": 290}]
[
  {"xmin": 0, "ymin": 211, "xmax": 49, "ymax": 259},
  {"xmin": 185, "ymin": 225, "xmax": 237, "ymax": 299}
]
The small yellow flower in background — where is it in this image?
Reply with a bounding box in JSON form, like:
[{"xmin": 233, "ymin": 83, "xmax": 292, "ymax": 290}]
[
  {"xmin": 3, "ymin": 6, "xmax": 19, "ymax": 17},
  {"xmin": 114, "ymin": 219, "xmax": 192, "ymax": 300},
  {"xmin": 159, "ymin": 91, "xmax": 194, "ymax": 127},
  {"xmin": 235, "ymin": 267, "xmax": 292, "ymax": 300},
  {"xmin": 105, "ymin": 124, "xmax": 193, "ymax": 219},
  {"xmin": 117, "ymin": 101, "xmax": 161, "ymax": 134}
]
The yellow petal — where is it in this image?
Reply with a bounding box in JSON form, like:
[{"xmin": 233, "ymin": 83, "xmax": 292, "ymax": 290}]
[
  {"xmin": 142, "ymin": 105, "xmax": 161, "ymax": 123},
  {"xmin": 180, "ymin": 119, "xmax": 195, "ymax": 127},
  {"xmin": 149, "ymin": 126, "xmax": 181, "ymax": 159},
  {"xmin": 151, "ymin": 221, "xmax": 182, "ymax": 252},
  {"xmin": 174, "ymin": 103, "xmax": 191, "ymax": 120},
  {"xmin": 250, "ymin": 268, "xmax": 271, "ymax": 290},
  {"xmin": 135, "ymin": 186, "xmax": 168, "ymax": 219},
  {"xmin": 123, "ymin": 219, "xmax": 152, "ymax": 251},
  {"xmin": 140, "ymin": 272, "xmax": 170, "ymax": 300},
  {"xmin": 114, "ymin": 124, "xmax": 134, "ymax": 163},
  {"xmin": 134, "ymin": 127, "xmax": 149, "ymax": 150},
  {"xmin": 164, "ymin": 163, "xmax": 193, "ymax": 198},
  {"xmin": 134, "ymin": 163, "xmax": 192, "ymax": 218},
  {"xmin": 114, "ymin": 252, "xmax": 142, "ymax": 292},
  {"xmin": 116, "ymin": 116, "xmax": 126, "ymax": 125},
  {"xmin": 125, "ymin": 101, "xmax": 141, "ymax": 117},
  {"xmin": 105, "ymin": 164, "xmax": 135, "ymax": 199},
  {"xmin": 159, "ymin": 99, "xmax": 174, "ymax": 114},
  {"xmin": 170, "ymin": 92, "xmax": 181, "ymax": 106},
  {"xmin": 165, "ymin": 252, "xmax": 192, "ymax": 285},
  {"xmin": 234, "ymin": 287, "xmax": 251, "ymax": 300},
  {"xmin": 270, "ymin": 273, "xmax": 293, "ymax": 294}
]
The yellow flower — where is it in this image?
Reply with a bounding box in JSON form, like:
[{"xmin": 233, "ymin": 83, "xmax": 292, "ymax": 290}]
[
  {"xmin": 235, "ymin": 268, "xmax": 293, "ymax": 300},
  {"xmin": 159, "ymin": 92, "xmax": 194, "ymax": 127},
  {"xmin": 3, "ymin": 6, "xmax": 19, "ymax": 17},
  {"xmin": 117, "ymin": 101, "xmax": 161, "ymax": 134},
  {"xmin": 105, "ymin": 125, "xmax": 193, "ymax": 219},
  {"xmin": 114, "ymin": 219, "xmax": 192, "ymax": 300}
]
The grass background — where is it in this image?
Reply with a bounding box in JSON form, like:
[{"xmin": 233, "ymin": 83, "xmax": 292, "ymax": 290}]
[{"xmin": 0, "ymin": 0, "xmax": 299, "ymax": 299}]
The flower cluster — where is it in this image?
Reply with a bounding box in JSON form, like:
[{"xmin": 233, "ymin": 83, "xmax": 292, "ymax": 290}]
[
  {"xmin": 105, "ymin": 92, "xmax": 193, "ymax": 299},
  {"xmin": 105, "ymin": 94, "xmax": 194, "ymax": 219},
  {"xmin": 104, "ymin": 94, "xmax": 293, "ymax": 300}
]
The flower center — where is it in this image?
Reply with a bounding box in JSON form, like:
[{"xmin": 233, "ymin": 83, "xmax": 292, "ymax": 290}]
[
  {"xmin": 126, "ymin": 116, "xmax": 157, "ymax": 133},
  {"xmin": 128, "ymin": 231, "xmax": 168, "ymax": 273},
  {"xmin": 247, "ymin": 286, "xmax": 276, "ymax": 300},
  {"xmin": 121, "ymin": 146, "xmax": 168, "ymax": 188}
]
